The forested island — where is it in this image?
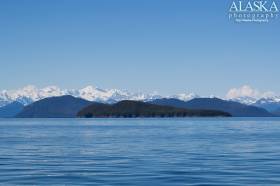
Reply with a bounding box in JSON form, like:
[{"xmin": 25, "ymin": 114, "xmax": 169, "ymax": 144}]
[{"xmin": 77, "ymin": 100, "xmax": 231, "ymax": 118}]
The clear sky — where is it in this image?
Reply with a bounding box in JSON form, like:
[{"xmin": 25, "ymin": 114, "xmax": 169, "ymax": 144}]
[{"xmin": 0, "ymin": 0, "xmax": 279, "ymax": 96}]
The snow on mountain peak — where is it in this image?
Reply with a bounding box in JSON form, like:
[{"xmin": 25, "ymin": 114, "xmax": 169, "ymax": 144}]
[
  {"xmin": 226, "ymin": 85, "xmax": 280, "ymax": 105},
  {"xmin": 0, "ymin": 85, "xmax": 201, "ymax": 107},
  {"xmin": 169, "ymin": 93, "xmax": 198, "ymax": 101},
  {"xmin": 0, "ymin": 85, "xmax": 63, "ymax": 105},
  {"xmin": 78, "ymin": 86, "xmax": 124, "ymax": 102},
  {"xmin": 5, "ymin": 84, "xmax": 280, "ymax": 108},
  {"xmin": 6, "ymin": 85, "xmax": 39, "ymax": 104}
]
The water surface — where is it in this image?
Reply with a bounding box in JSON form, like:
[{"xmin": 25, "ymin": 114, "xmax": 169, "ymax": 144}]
[{"xmin": 0, "ymin": 118, "xmax": 280, "ymax": 185}]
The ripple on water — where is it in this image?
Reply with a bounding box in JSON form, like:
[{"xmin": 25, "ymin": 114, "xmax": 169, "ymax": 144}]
[{"xmin": 0, "ymin": 118, "xmax": 280, "ymax": 185}]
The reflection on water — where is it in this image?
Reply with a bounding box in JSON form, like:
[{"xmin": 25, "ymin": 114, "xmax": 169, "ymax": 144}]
[{"xmin": 0, "ymin": 118, "xmax": 280, "ymax": 185}]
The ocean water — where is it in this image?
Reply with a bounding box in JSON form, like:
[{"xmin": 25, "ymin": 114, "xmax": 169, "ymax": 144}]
[{"xmin": 0, "ymin": 118, "xmax": 280, "ymax": 185}]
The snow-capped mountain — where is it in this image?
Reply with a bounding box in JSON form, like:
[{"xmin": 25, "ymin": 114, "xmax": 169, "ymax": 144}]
[
  {"xmin": 225, "ymin": 85, "xmax": 280, "ymax": 112},
  {"xmin": 169, "ymin": 93, "xmax": 199, "ymax": 101},
  {"xmin": 0, "ymin": 85, "xmax": 168, "ymax": 107},
  {"xmin": 2, "ymin": 85, "xmax": 280, "ymax": 113},
  {"xmin": 0, "ymin": 85, "xmax": 65, "ymax": 106},
  {"xmin": 76, "ymin": 86, "xmax": 162, "ymax": 103},
  {"xmin": 227, "ymin": 96, "xmax": 280, "ymax": 112},
  {"xmin": 229, "ymin": 96, "xmax": 258, "ymax": 105},
  {"xmin": 0, "ymin": 85, "xmax": 202, "ymax": 107},
  {"xmin": 252, "ymin": 97, "xmax": 280, "ymax": 112}
]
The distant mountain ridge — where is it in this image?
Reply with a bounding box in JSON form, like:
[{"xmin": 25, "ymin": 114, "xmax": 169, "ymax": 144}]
[
  {"xmin": 150, "ymin": 98, "xmax": 274, "ymax": 117},
  {"xmin": 0, "ymin": 95, "xmax": 276, "ymax": 118},
  {"xmin": 1, "ymin": 85, "xmax": 280, "ymax": 115},
  {"xmin": 16, "ymin": 95, "xmax": 92, "ymax": 118},
  {"xmin": 14, "ymin": 96, "xmax": 232, "ymax": 118},
  {"xmin": 0, "ymin": 85, "xmax": 196, "ymax": 107},
  {"xmin": 0, "ymin": 102, "xmax": 24, "ymax": 118},
  {"xmin": 252, "ymin": 98, "xmax": 280, "ymax": 112}
]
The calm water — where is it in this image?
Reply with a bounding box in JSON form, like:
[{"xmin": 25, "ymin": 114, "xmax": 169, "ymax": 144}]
[{"xmin": 0, "ymin": 118, "xmax": 280, "ymax": 185}]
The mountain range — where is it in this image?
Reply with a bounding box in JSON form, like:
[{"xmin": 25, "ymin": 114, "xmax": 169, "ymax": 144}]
[
  {"xmin": 1, "ymin": 85, "xmax": 280, "ymax": 117},
  {"xmin": 13, "ymin": 96, "xmax": 231, "ymax": 118},
  {"xmin": 2, "ymin": 85, "xmax": 280, "ymax": 107},
  {"xmin": 11, "ymin": 96, "xmax": 276, "ymax": 118},
  {"xmin": 150, "ymin": 98, "xmax": 273, "ymax": 117},
  {"xmin": 16, "ymin": 95, "xmax": 92, "ymax": 118},
  {"xmin": 0, "ymin": 85, "xmax": 197, "ymax": 106}
]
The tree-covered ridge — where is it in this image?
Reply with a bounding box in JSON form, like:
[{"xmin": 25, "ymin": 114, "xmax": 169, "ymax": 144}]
[{"xmin": 77, "ymin": 100, "xmax": 231, "ymax": 118}]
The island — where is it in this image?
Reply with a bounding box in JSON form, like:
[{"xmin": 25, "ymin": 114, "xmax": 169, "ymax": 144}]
[{"xmin": 77, "ymin": 100, "xmax": 231, "ymax": 118}]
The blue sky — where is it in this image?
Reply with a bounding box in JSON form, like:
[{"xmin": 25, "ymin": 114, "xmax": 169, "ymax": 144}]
[{"xmin": 0, "ymin": 0, "xmax": 279, "ymax": 96}]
